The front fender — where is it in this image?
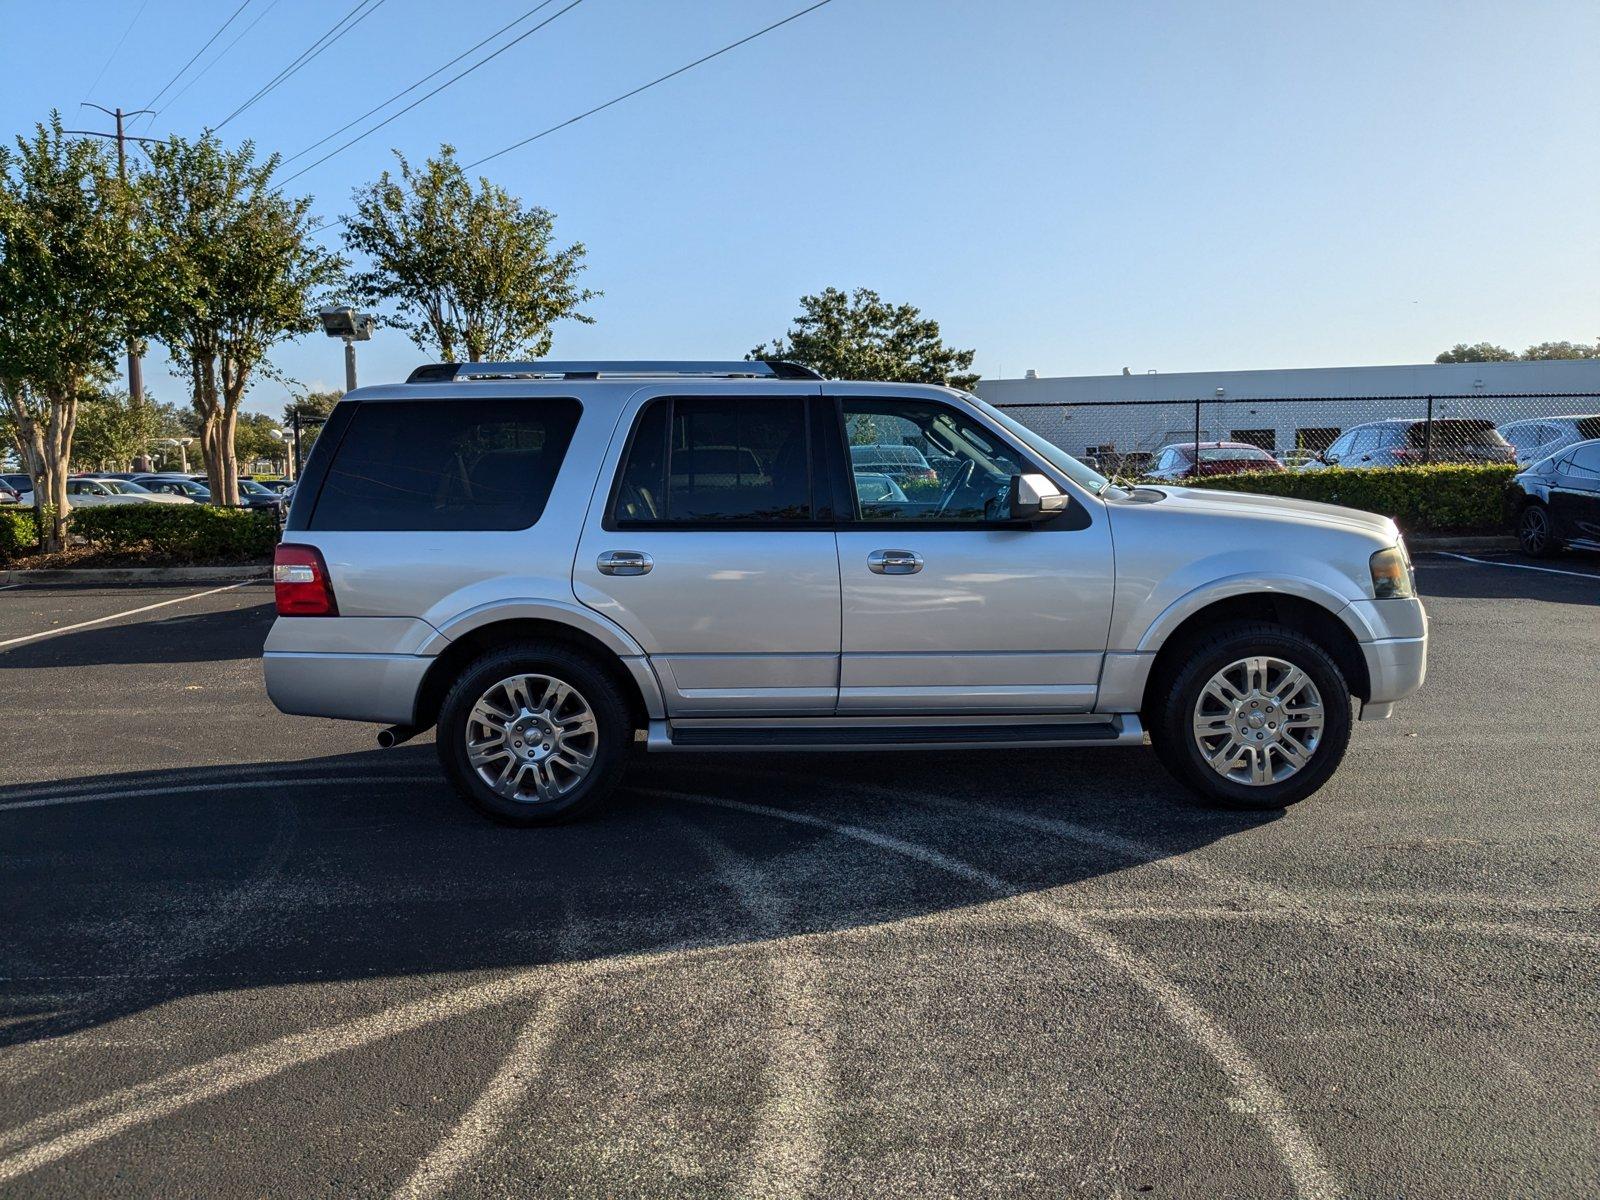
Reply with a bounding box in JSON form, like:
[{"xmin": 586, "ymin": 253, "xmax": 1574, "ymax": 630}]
[{"xmin": 1124, "ymin": 567, "xmax": 1371, "ymax": 654}]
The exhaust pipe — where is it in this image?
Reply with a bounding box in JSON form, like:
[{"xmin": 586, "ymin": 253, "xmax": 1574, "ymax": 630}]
[{"xmin": 377, "ymin": 724, "xmax": 420, "ymax": 749}]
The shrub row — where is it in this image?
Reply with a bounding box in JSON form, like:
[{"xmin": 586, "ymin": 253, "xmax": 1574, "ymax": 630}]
[
  {"xmin": 68, "ymin": 504, "xmax": 278, "ymax": 562},
  {"xmin": 1181, "ymin": 463, "xmax": 1518, "ymax": 534},
  {"xmin": 0, "ymin": 508, "xmax": 39, "ymax": 560}
]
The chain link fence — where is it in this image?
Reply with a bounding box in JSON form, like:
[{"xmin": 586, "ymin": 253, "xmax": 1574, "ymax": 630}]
[{"xmin": 990, "ymin": 392, "xmax": 1600, "ymax": 478}]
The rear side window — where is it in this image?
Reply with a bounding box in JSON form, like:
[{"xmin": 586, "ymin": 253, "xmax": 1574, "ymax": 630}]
[
  {"xmin": 612, "ymin": 397, "xmax": 812, "ymax": 525},
  {"xmin": 1576, "ymin": 417, "xmax": 1600, "ymax": 440},
  {"xmin": 309, "ymin": 398, "xmax": 580, "ymax": 531}
]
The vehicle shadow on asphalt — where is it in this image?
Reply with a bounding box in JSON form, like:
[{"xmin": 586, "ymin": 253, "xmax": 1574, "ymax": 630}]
[
  {"xmin": 0, "ymin": 602, "xmax": 278, "ymax": 669},
  {"xmin": 1416, "ymin": 553, "xmax": 1600, "ymax": 604},
  {"xmin": 0, "ymin": 743, "xmax": 1277, "ymax": 1050}
]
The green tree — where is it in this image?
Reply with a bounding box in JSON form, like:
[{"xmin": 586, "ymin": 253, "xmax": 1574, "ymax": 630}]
[
  {"xmin": 137, "ymin": 134, "xmax": 343, "ymax": 506},
  {"xmin": 0, "ymin": 115, "xmax": 145, "ymax": 548},
  {"xmin": 342, "ymin": 146, "xmax": 597, "ymax": 362},
  {"xmin": 1434, "ymin": 342, "xmax": 1517, "ymax": 363},
  {"xmin": 751, "ymin": 287, "xmax": 979, "ymax": 388},
  {"xmin": 233, "ymin": 410, "xmax": 286, "ymax": 473},
  {"xmin": 1521, "ymin": 339, "xmax": 1599, "ymax": 360},
  {"xmin": 72, "ymin": 390, "xmax": 165, "ymax": 471}
]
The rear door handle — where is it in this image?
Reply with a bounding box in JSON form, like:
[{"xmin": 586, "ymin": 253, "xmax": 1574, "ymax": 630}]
[
  {"xmin": 597, "ymin": 550, "xmax": 653, "ymax": 576},
  {"xmin": 868, "ymin": 549, "xmax": 923, "ymax": 575}
]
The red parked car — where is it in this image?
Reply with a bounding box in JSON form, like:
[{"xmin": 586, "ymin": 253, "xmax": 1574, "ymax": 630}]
[{"xmin": 1145, "ymin": 441, "xmax": 1286, "ymax": 480}]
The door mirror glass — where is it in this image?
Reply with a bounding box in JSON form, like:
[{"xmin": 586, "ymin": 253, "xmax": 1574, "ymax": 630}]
[{"xmin": 1008, "ymin": 473, "xmax": 1069, "ymax": 521}]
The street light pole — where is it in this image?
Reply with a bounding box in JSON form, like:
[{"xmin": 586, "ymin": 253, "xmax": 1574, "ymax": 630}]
[{"xmin": 344, "ymin": 338, "xmax": 358, "ymax": 392}]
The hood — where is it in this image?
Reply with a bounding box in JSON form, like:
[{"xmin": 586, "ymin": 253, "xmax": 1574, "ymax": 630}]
[{"xmin": 1135, "ymin": 484, "xmax": 1400, "ymax": 540}]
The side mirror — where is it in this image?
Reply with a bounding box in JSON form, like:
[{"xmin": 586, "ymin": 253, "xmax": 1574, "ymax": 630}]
[{"xmin": 1008, "ymin": 473, "xmax": 1070, "ymax": 521}]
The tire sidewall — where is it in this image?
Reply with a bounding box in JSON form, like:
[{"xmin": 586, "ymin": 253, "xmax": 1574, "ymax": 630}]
[
  {"xmin": 1518, "ymin": 503, "xmax": 1555, "ymax": 557},
  {"xmin": 1159, "ymin": 626, "xmax": 1352, "ymax": 809},
  {"xmin": 437, "ymin": 644, "xmax": 629, "ymax": 825}
]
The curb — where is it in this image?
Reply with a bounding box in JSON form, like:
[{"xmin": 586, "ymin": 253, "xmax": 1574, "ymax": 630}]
[
  {"xmin": 1407, "ymin": 535, "xmax": 1518, "ymax": 553},
  {"xmin": 0, "ymin": 565, "xmax": 270, "ymax": 585}
]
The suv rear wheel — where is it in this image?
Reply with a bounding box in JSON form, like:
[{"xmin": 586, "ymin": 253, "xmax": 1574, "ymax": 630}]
[
  {"xmin": 1148, "ymin": 622, "xmax": 1352, "ymax": 809},
  {"xmin": 437, "ymin": 643, "xmax": 629, "ymax": 825}
]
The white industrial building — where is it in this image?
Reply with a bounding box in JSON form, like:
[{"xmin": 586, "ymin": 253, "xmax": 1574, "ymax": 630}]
[{"xmin": 975, "ymin": 359, "xmax": 1600, "ymax": 463}]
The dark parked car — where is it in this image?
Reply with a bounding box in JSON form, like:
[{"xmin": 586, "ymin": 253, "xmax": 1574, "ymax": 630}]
[
  {"xmin": 1318, "ymin": 418, "xmax": 1515, "ymax": 468},
  {"xmin": 848, "ymin": 443, "xmax": 939, "ymax": 484},
  {"xmin": 131, "ymin": 474, "xmax": 213, "ymax": 500},
  {"xmin": 1145, "ymin": 441, "xmax": 1285, "ymax": 480},
  {"xmin": 1511, "ymin": 438, "xmax": 1600, "ymax": 556}
]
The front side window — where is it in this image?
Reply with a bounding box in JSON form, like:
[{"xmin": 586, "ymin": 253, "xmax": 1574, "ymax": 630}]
[
  {"xmin": 612, "ymin": 396, "xmax": 812, "ymax": 525},
  {"xmin": 309, "ymin": 398, "xmax": 580, "ymax": 531},
  {"xmin": 840, "ymin": 398, "xmax": 1027, "ymax": 522}
]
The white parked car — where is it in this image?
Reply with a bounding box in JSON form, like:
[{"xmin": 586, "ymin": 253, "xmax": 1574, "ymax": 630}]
[
  {"xmin": 1, "ymin": 473, "xmax": 32, "ymax": 506},
  {"xmin": 1497, "ymin": 415, "xmax": 1600, "ymax": 465},
  {"xmin": 265, "ymin": 360, "xmax": 1428, "ymax": 826},
  {"xmin": 66, "ymin": 477, "xmax": 195, "ymax": 506}
]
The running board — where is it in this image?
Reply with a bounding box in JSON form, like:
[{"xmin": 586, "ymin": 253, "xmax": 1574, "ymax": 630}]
[{"xmin": 646, "ymin": 715, "xmax": 1144, "ymax": 753}]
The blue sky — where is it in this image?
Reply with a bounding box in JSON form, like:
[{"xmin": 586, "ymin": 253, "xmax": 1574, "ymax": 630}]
[{"xmin": 4, "ymin": 0, "xmax": 1598, "ymax": 417}]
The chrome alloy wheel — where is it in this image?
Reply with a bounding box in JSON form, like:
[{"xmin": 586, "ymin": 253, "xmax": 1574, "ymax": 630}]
[
  {"xmin": 465, "ymin": 674, "xmax": 599, "ymax": 803},
  {"xmin": 1191, "ymin": 656, "xmax": 1325, "ymax": 786}
]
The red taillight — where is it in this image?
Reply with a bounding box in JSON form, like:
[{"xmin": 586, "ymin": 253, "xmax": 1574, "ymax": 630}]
[{"xmin": 273, "ymin": 543, "xmax": 338, "ymax": 617}]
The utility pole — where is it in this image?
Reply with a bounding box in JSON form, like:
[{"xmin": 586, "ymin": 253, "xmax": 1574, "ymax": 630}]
[{"xmin": 66, "ymin": 104, "xmax": 156, "ymax": 407}]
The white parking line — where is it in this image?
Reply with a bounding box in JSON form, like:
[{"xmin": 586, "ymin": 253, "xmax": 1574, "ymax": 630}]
[
  {"xmin": 0, "ymin": 582, "xmax": 253, "ymax": 650},
  {"xmin": 0, "ymin": 583, "xmax": 21, "ymax": 592},
  {"xmin": 1434, "ymin": 552, "xmax": 1600, "ymax": 582}
]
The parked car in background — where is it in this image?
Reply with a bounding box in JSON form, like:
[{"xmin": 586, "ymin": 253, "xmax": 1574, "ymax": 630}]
[
  {"xmin": 848, "ymin": 443, "xmax": 939, "ymax": 484},
  {"xmin": 1313, "ymin": 418, "xmax": 1515, "ymax": 469},
  {"xmin": 265, "ymin": 359, "xmax": 1427, "ymax": 826},
  {"xmin": 1144, "ymin": 441, "xmax": 1286, "ymax": 480},
  {"xmin": 131, "ymin": 474, "xmax": 213, "ymax": 501},
  {"xmin": 1498, "ymin": 415, "xmax": 1600, "ymax": 466},
  {"xmin": 254, "ymin": 478, "xmax": 296, "ymax": 494},
  {"xmin": 0, "ymin": 478, "xmax": 20, "ymax": 505},
  {"xmin": 66, "ymin": 477, "xmax": 194, "ymax": 506},
  {"xmin": 2, "ymin": 473, "xmax": 35, "ymax": 506},
  {"xmin": 1278, "ymin": 449, "xmax": 1322, "ymax": 470},
  {"xmin": 1510, "ymin": 438, "xmax": 1600, "ymax": 556}
]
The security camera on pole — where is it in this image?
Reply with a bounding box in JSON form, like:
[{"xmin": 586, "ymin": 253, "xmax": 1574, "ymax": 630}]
[{"xmin": 318, "ymin": 308, "xmax": 375, "ymax": 392}]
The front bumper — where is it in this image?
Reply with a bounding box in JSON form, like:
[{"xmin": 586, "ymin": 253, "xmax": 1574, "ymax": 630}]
[{"xmin": 1349, "ymin": 596, "xmax": 1429, "ymax": 719}]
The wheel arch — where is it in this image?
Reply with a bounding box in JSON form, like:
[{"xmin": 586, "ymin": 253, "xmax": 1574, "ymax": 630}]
[
  {"xmin": 414, "ymin": 616, "xmax": 663, "ymax": 733},
  {"xmin": 1139, "ymin": 592, "xmax": 1372, "ymax": 717}
]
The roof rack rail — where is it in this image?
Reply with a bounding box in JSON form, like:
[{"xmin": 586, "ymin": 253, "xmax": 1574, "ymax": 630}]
[{"xmin": 404, "ymin": 359, "xmax": 823, "ymax": 383}]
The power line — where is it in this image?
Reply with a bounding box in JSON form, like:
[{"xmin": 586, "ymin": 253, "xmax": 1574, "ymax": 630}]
[
  {"xmin": 138, "ymin": 0, "xmax": 256, "ymax": 121},
  {"xmin": 83, "ymin": 0, "xmax": 153, "ymax": 103},
  {"xmin": 464, "ymin": 0, "xmax": 836, "ymax": 170},
  {"xmin": 278, "ymin": 0, "xmax": 586, "ymax": 184},
  {"xmin": 159, "ymin": 0, "xmax": 286, "ymax": 124},
  {"xmin": 281, "ymin": 0, "xmax": 560, "ymax": 167},
  {"xmin": 214, "ymin": 0, "xmax": 389, "ymax": 132}
]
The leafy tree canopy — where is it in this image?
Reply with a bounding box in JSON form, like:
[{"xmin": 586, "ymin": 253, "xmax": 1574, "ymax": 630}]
[
  {"xmin": 342, "ymin": 145, "xmax": 597, "ymax": 363},
  {"xmin": 1436, "ymin": 339, "xmax": 1598, "ymax": 363},
  {"xmin": 751, "ymin": 287, "xmax": 979, "ymax": 388}
]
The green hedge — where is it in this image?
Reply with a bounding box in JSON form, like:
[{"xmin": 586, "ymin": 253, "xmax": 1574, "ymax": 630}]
[
  {"xmin": 1181, "ymin": 463, "xmax": 1518, "ymax": 534},
  {"xmin": 0, "ymin": 508, "xmax": 39, "ymax": 560},
  {"xmin": 69, "ymin": 504, "xmax": 278, "ymax": 562}
]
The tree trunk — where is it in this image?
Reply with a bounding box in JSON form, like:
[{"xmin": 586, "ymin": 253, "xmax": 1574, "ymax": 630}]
[{"xmin": 35, "ymin": 392, "xmax": 77, "ymax": 552}]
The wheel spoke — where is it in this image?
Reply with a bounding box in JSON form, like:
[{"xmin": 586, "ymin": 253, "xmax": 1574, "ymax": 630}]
[
  {"xmin": 466, "ymin": 672, "xmax": 598, "ymax": 804},
  {"xmin": 1192, "ymin": 654, "xmax": 1326, "ymax": 786}
]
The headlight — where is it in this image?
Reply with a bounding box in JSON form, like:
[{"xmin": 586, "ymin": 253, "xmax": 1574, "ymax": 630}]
[{"xmin": 1369, "ymin": 545, "xmax": 1413, "ymax": 599}]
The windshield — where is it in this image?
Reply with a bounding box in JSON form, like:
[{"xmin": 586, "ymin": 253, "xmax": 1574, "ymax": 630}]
[
  {"xmin": 107, "ymin": 480, "xmax": 152, "ymax": 494},
  {"xmin": 962, "ymin": 393, "xmax": 1114, "ymax": 495},
  {"xmin": 238, "ymin": 479, "xmax": 274, "ymax": 495}
]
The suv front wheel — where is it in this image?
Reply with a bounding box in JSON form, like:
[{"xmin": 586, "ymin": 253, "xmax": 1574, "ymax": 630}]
[
  {"xmin": 1149, "ymin": 623, "xmax": 1352, "ymax": 809},
  {"xmin": 437, "ymin": 643, "xmax": 630, "ymax": 825}
]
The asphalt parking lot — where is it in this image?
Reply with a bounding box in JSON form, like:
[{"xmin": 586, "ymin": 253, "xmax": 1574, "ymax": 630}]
[{"xmin": 0, "ymin": 554, "xmax": 1595, "ymax": 1199}]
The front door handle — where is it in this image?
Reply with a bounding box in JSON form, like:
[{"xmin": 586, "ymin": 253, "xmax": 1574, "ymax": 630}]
[
  {"xmin": 868, "ymin": 549, "xmax": 923, "ymax": 575},
  {"xmin": 597, "ymin": 550, "xmax": 653, "ymax": 576}
]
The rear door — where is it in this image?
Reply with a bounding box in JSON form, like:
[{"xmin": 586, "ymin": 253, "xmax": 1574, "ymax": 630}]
[
  {"xmin": 1550, "ymin": 443, "xmax": 1600, "ymax": 544},
  {"xmin": 573, "ymin": 384, "xmax": 840, "ymax": 715},
  {"xmin": 826, "ymin": 387, "xmax": 1115, "ymax": 714}
]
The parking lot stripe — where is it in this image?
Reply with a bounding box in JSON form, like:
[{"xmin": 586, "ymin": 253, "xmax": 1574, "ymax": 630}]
[
  {"xmin": 0, "ymin": 774, "xmax": 435, "ymax": 814},
  {"xmin": 644, "ymin": 789, "xmax": 1344, "ymax": 1200},
  {"xmin": 391, "ymin": 990, "xmax": 574, "ymax": 1200},
  {"xmin": 0, "ymin": 583, "xmax": 20, "ymax": 591},
  {"xmin": 0, "ymin": 582, "xmax": 253, "ymax": 650},
  {"xmin": 1434, "ymin": 552, "xmax": 1600, "ymax": 582}
]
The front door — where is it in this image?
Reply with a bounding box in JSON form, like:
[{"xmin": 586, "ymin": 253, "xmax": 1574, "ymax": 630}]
[
  {"xmin": 573, "ymin": 386, "xmax": 841, "ymax": 715},
  {"xmin": 829, "ymin": 389, "xmax": 1116, "ymax": 714},
  {"xmin": 1550, "ymin": 442, "xmax": 1600, "ymax": 545}
]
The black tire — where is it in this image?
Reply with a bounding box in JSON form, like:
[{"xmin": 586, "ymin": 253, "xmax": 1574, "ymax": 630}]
[
  {"xmin": 436, "ymin": 642, "xmax": 630, "ymax": 826},
  {"xmin": 1517, "ymin": 501, "xmax": 1558, "ymax": 558},
  {"xmin": 1147, "ymin": 621, "xmax": 1353, "ymax": 810}
]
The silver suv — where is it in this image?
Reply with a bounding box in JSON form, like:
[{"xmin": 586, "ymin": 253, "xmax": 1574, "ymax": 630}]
[{"xmin": 265, "ymin": 360, "xmax": 1428, "ymax": 824}]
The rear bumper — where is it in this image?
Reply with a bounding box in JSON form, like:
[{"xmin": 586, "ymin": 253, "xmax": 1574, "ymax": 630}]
[{"xmin": 263, "ymin": 651, "xmax": 431, "ymax": 726}]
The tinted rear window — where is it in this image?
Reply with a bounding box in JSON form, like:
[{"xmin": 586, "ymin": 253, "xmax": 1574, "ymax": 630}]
[
  {"xmin": 1576, "ymin": 417, "xmax": 1600, "ymax": 440},
  {"xmin": 1406, "ymin": 420, "xmax": 1506, "ymax": 447},
  {"xmin": 309, "ymin": 398, "xmax": 580, "ymax": 531}
]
